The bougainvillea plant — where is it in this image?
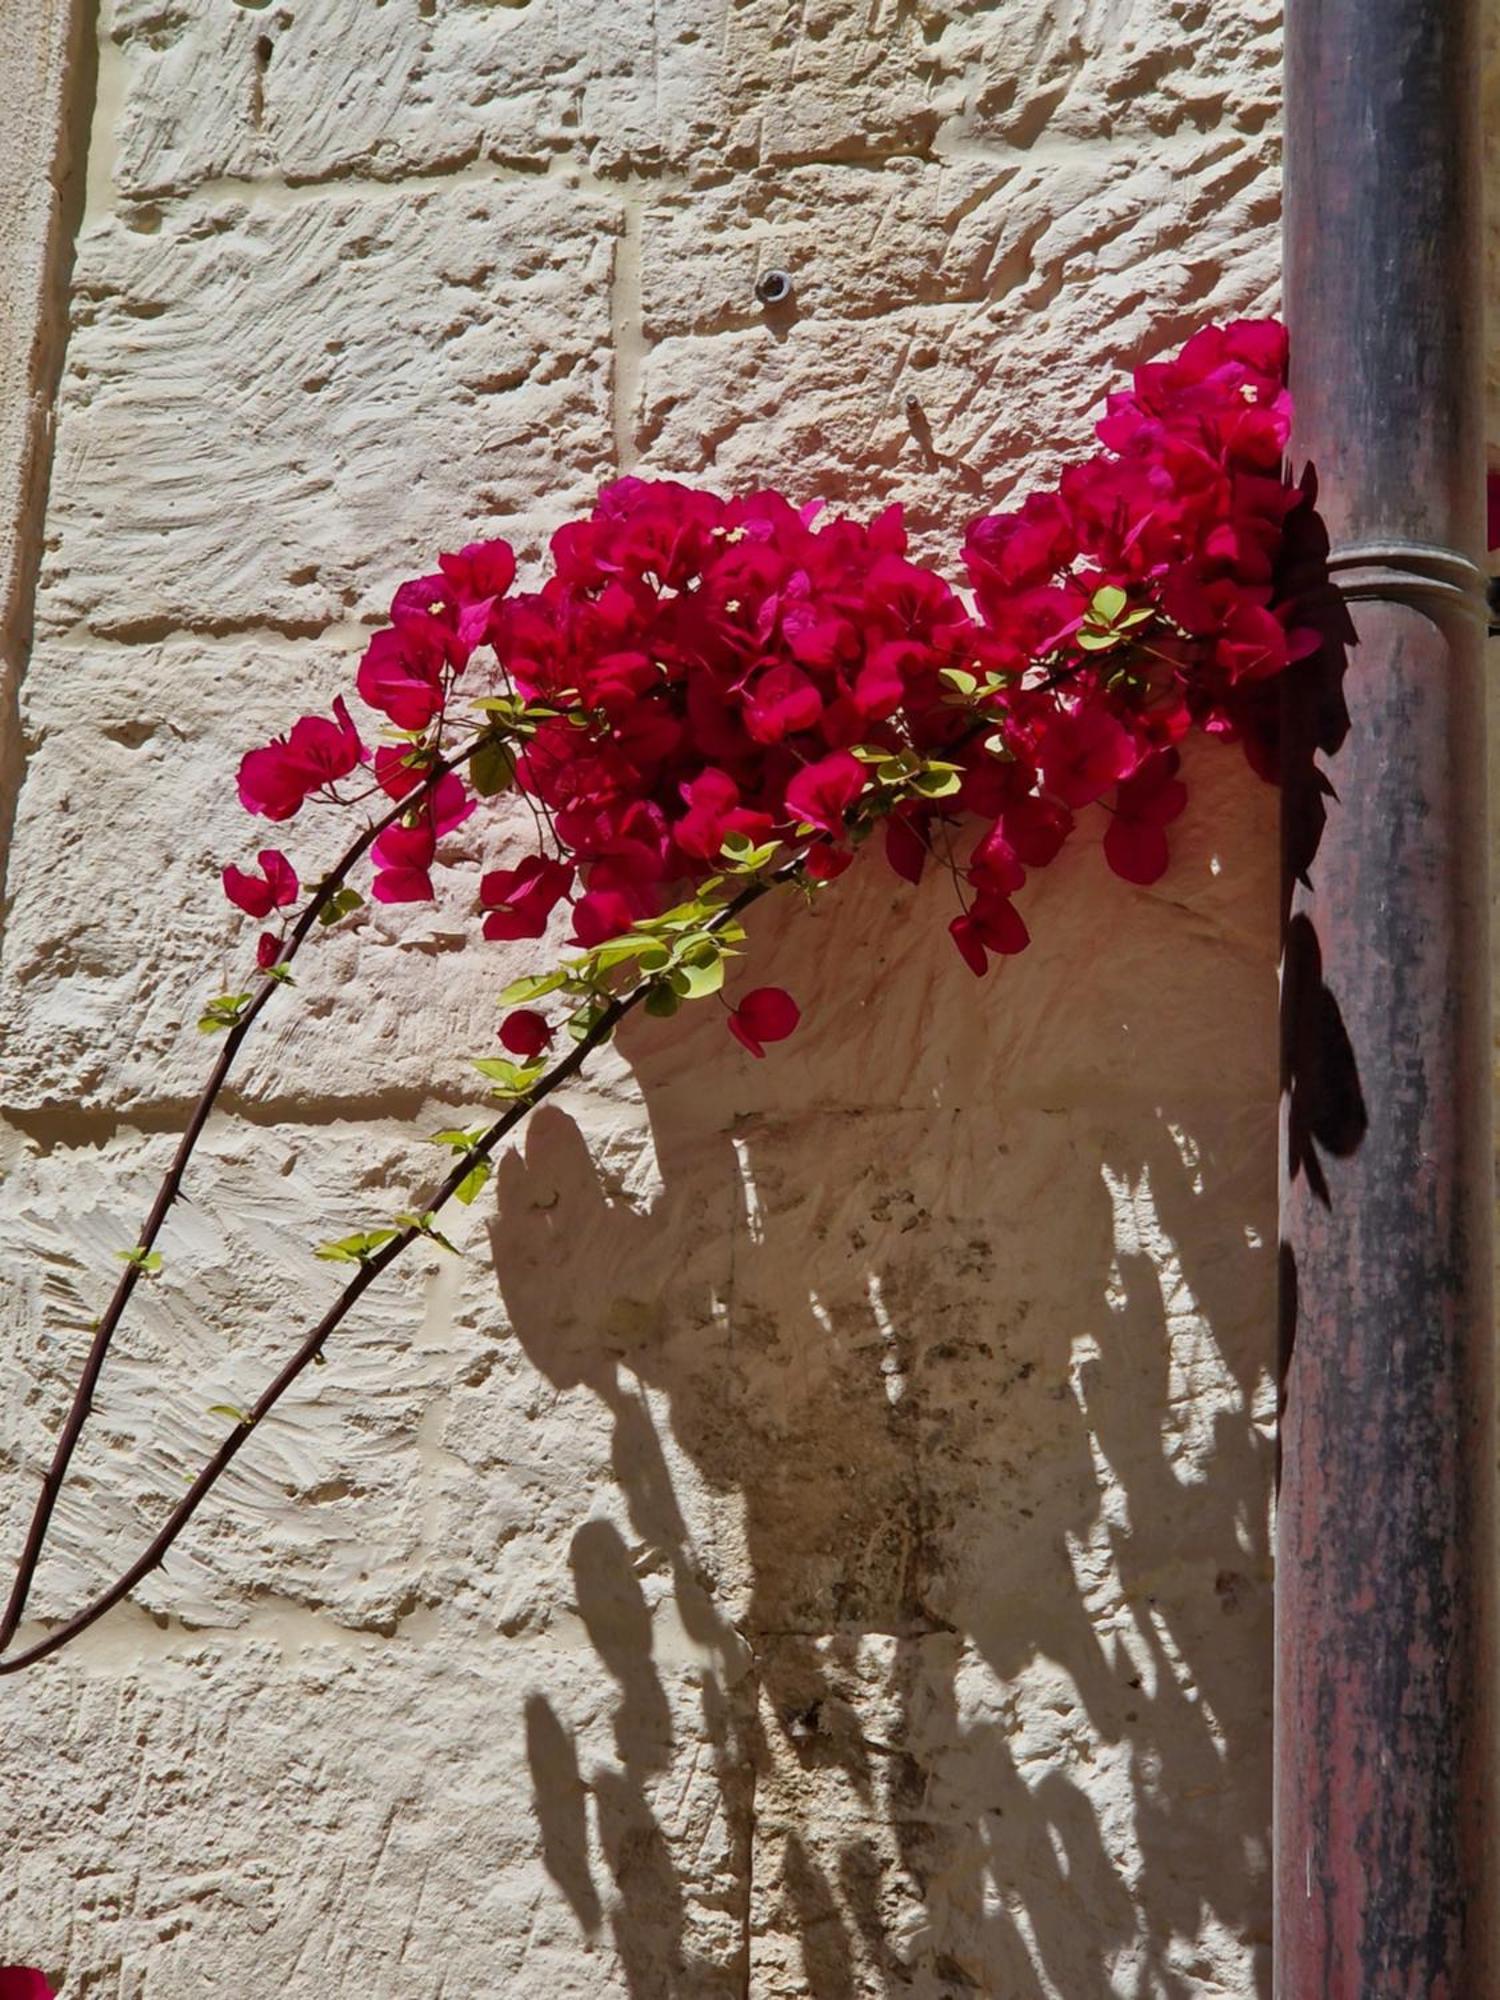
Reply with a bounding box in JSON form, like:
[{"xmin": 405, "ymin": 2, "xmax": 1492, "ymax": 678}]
[{"xmin": 0, "ymin": 319, "xmax": 1331, "ymax": 1677}]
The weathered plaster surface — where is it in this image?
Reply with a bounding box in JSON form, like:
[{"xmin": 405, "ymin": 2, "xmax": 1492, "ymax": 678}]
[{"xmin": 1, "ymin": 1, "xmax": 1293, "ymax": 1993}]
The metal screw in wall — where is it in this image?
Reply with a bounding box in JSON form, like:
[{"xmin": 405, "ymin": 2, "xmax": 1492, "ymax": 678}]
[{"xmin": 755, "ymin": 270, "xmax": 793, "ymax": 307}]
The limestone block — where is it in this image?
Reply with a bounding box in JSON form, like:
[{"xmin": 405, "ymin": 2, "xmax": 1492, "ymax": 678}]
[
  {"xmin": 0, "ymin": 587, "xmax": 1278, "ymax": 1134},
  {"xmin": 926, "ymin": 0, "xmax": 1282, "ymax": 150},
  {"xmin": 1, "ymin": 1634, "xmax": 752, "ymax": 1996},
  {"xmin": 0, "ymin": 1111, "xmax": 462, "ymax": 1633},
  {"xmin": 106, "ymin": 0, "xmax": 725, "ymax": 200},
  {"xmin": 101, "ymin": 0, "xmax": 1281, "ymax": 206},
  {"xmin": 37, "ymin": 178, "xmax": 618, "ymax": 637},
  {"xmin": 483, "ymin": 1072, "xmax": 1275, "ymax": 1994},
  {"xmin": 639, "ymin": 135, "xmax": 1278, "ymax": 344},
  {"xmin": 631, "ymin": 135, "xmax": 1279, "ymax": 536}
]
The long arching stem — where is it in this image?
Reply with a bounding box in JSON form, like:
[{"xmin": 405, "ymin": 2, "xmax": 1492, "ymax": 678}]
[
  {"xmin": 0, "ymin": 732, "xmax": 491, "ymax": 1656},
  {"xmin": 0, "ymin": 863, "xmax": 782, "ymax": 1674}
]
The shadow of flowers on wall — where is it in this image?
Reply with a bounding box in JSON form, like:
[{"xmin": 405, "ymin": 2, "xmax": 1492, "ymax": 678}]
[{"xmin": 486, "ymin": 796, "xmax": 1278, "ymax": 1998}]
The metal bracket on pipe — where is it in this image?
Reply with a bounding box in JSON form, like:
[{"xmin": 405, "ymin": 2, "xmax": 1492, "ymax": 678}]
[{"xmin": 1326, "ymin": 541, "xmax": 1486, "ymax": 617}]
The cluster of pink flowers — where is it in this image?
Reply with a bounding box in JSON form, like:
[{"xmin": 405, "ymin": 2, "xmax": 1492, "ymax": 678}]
[
  {"xmin": 225, "ymin": 319, "xmax": 1323, "ymax": 1054},
  {"xmin": 476, "ymin": 484, "xmax": 980, "ymax": 942}
]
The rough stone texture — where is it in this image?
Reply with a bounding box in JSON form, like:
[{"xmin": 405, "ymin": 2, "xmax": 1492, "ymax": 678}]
[
  {"xmin": 101, "ymin": 0, "xmax": 1279, "ymax": 200},
  {"xmin": 0, "ymin": 0, "xmax": 82, "ymax": 621},
  {"xmin": 0, "ymin": 0, "xmax": 87, "ymax": 891},
  {"xmin": 1, "ymin": 0, "xmax": 1299, "ymax": 1993},
  {"xmin": 37, "ymin": 178, "xmax": 619, "ymax": 636}
]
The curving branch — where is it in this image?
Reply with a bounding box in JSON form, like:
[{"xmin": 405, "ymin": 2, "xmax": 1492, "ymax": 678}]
[
  {"xmin": 0, "ymin": 863, "xmax": 784, "ymax": 1674},
  {"xmin": 0, "ymin": 731, "xmax": 494, "ymax": 1658}
]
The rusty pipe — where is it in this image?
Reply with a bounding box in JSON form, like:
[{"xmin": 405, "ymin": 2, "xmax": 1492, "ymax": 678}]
[{"xmin": 1276, "ymin": 1, "xmax": 1495, "ymax": 1993}]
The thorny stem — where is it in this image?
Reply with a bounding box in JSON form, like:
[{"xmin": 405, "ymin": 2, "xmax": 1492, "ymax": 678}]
[
  {"xmin": 0, "ymin": 862, "xmax": 789, "ymax": 1674},
  {"xmin": 0, "ymin": 728, "xmax": 496, "ymax": 1659}
]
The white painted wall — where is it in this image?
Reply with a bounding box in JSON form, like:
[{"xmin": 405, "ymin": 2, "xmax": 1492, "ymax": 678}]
[{"xmin": 2, "ymin": 2, "xmax": 1306, "ymax": 1992}]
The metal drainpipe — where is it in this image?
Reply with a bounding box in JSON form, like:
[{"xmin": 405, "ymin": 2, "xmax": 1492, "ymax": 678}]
[{"xmin": 1277, "ymin": 1, "xmax": 1495, "ymax": 1993}]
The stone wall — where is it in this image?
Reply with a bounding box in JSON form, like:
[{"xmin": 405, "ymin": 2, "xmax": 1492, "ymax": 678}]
[{"xmin": 3, "ymin": 2, "xmax": 1294, "ymax": 1993}]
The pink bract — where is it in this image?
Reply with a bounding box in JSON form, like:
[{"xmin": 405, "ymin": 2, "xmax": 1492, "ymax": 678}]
[
  {"xmin": 728, "ymin": 986, "xmax": 801, "ymax": 1057},
  {"xmin": 0, "ymin": 1970, "xmax": 56, "ymax": 2000}
]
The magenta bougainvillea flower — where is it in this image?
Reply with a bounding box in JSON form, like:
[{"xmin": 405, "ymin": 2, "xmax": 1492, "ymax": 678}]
[
  {"xmin": 728, "ymin": 986, "xmax": 801, "ymax": 1057},
  {"xmin": 355, "ymin": 618, "xmax": 455, "ymax": 731},
  {"xmin": 498, "ymin": 1009, "xmax": 553, "ymax": 1058},
  {"xmin": 784, "ymin": 752, "xmax": 868, "ymax": 835},
  {"xmin": 1103, "ymin": 750, "xmax": 1190, "ymax": 886},
  {"xmin": 0, "ymin": 1969, "xmax": 56, "ymax": 2000},
  {"xmin": 478, "ymin": 856, "xmax": 574, "ymax": 942},
  {"xmin": 236, "ymin": 697, "xmax": 363, "ymax": 820},
  {"xmin": 221, "ymin": 847, "xmax": 298, "ymax": 918},
  {"xmin": 370, "ymin": 771, "xmax": 474, "ymax": 904}
]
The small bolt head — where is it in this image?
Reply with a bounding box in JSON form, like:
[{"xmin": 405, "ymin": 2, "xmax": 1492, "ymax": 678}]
[{"xmin": 755, "ymin": 269, "xmax": 793, "ymax": 307}]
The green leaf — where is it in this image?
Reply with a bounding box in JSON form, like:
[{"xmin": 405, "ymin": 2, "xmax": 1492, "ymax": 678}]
[
  {"xmin": 644, "ymin": 982, "xmax": 682, "ymax": 1018},
  {"xmin": 471, "ymin": 1055, "xmax": 544, "ymax": 1095},
  {"xmin": 1076, "ymin": 628, "xmax": 1123, "ymax": 653},
  {"xmin": 1090, "ymin": 584, "xmax": 1129, "ymax": 624},
  {"xmin": 469, "ymin": 736, "xmax": 516, "ymax": 797},
  {"xmin": 719, "ymin": 832, "xmax": 781, "ymax": 873},
  {"xmin": 394, "ymin": 1210, "xmax": 462, "ymax": 1255},
  {"xmin": 454, "ymin": 1159, "xmax": 493, "ymax": 1206},
  {"xmin": 208, "ymin": 1403, "xmax": 254, "ymax": 1427},
  {"xmin": 669, "ymin": 953, "xmax": 726, "ymax": 1000},
  {"xmin": 875, "ymin": 751, "xmax": 921, "ymax": 785},
  {"xmin": 115, "ymin": 1247, "xmax": 164, "ymax": 1276},
  {"xmin": 635, "ymin": 891, "xmax": 727, "ymax": 933},
  {"xmin": 261, "ymin": 962, "xmax": 295, "ymax": 985},
  {"xmin": 910, "ymin": 767, "xmax": 963, "ymax": 799},
  {"xmin": 197, "ymin": 992, "xmax": 252, "ymax": 1033},
  {"xmin": 315, "ymin": 1228, "xmax": 399, "ymax": 1264},
  {"xmin": 586, "ymin": 935, "xmax": 658, "ymax": 973},
  {"xmin": 939, "ymin": 667, "xmax": 978, "ymax": 697},
  {"xmin": 565, "ymin": 999, "xmax": 612, "ymax": 1043},
  {"xmin": 724, "ymin": 841, "xmax": 780, "ymax": 873},
  {"xmin": 498, "ymin": 969, "xmax": 567, "ymax": 1007},
  {"xmin": 429, "ymin": 1126, "xmax": 485, "ymax": 1152},
  {"xmin": 317, "ymin": 886, "xmax": 364, "ymax": 927},
  {"xmin": 472, "ymin": 694, "xmax": 567, "ymax": 733}
]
